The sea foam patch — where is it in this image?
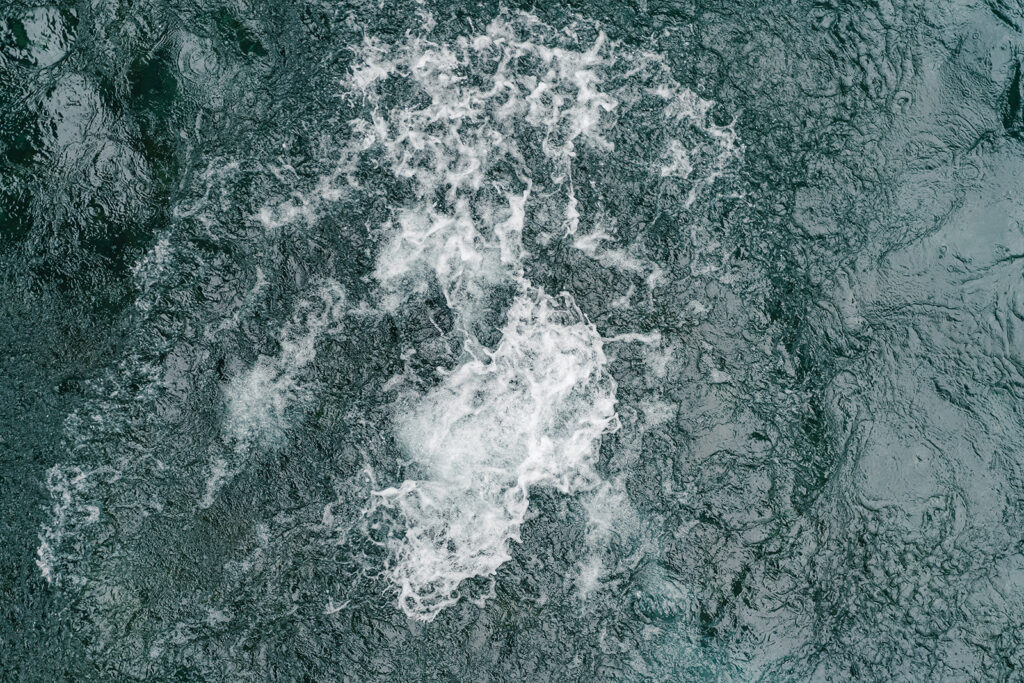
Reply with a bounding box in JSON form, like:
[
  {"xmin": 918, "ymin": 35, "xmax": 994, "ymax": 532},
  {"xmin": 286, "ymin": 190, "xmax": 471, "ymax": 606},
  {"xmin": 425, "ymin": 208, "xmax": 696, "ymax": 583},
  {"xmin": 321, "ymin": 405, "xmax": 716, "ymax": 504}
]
[
  {"xmin": 341, "ymin": 12, "xmax": 738, "ymax": 619},
  {"xmin": 341, "ymin": 13, "xmax": 626, "ymax": 619},
  {"xmin": 372, "ymin": 287, "xmax": 618, "ymax": 619}
]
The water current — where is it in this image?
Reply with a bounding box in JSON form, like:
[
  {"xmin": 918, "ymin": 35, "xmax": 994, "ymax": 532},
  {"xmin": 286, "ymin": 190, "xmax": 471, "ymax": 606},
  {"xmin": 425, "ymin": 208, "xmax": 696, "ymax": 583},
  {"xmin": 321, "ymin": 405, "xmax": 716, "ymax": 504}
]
[{"xmin": 3, "ymin": 1, "xmax": 1024, "ymax": 680}]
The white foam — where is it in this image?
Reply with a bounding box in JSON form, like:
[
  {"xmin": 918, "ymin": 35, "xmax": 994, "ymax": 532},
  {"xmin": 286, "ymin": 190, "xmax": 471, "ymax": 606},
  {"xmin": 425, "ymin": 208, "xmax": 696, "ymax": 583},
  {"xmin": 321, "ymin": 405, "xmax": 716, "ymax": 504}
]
[
  {"xmin": 254, "ymin": 168, "xmax": 351, "ymax": 233},
  {"xmin": 200, "ymin": 281, "xmax": 346, "ymax": 507},
  {"xmin": 662, "ymin": 89, "xmax": 740, "ymax": 197},
  {"xmin": 345, "ymin": 20, "xmax": 632, "ymax": 618},
  {"xmin": 347, "ymin": 14, "xmax": 627, "ymax": 324},
  {"xmin": 574, "ymin": 478, "xmax": 640, "ymax": 601},
  {"xmin": 342, "ymin": 10, "xmax": 740, "ymax": 620},
  {"xmin": 36, "ymin": 464, "xmax": 108, "ymax": 585},
  {"xmin": 372, "ymin": 287, "xmax": 619, "ymax": 619}
]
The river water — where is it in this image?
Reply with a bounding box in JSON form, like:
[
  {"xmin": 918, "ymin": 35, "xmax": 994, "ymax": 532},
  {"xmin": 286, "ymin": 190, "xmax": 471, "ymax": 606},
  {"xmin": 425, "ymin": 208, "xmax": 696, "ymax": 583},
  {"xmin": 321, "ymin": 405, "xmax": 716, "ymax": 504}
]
[{"xmin": 3, "ymin": 0, "xmax": 1024, "ymax": 680}]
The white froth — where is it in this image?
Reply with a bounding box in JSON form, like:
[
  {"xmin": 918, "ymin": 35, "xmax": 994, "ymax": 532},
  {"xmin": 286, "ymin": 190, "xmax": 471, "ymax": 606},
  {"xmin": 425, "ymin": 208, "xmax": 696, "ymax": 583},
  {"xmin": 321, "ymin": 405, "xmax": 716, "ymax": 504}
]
[
  {"xmin": 373, "ymin": 287, "xmax": 618, "ymax": 619},
  {"xmin": 574, "ymin": 479, "xmax": 639, "ymax": 601},
  {"xmin": 348, "ymin": 15, "xmax": 626, "ymax": 325},
  {"xmin": 254, "ymin": 168, "xmax": 350, "ymax": 233},
  {"xmin": 36, "ymin": 464, "xmax": 106, "ymax": 585},
  {"xmin": 200, "ymin": 281, "xmax": 346, "ymax": 507},
  {"xmin": 346, "ymin": 18, "xmax": 630, "ymax": 618},
  {"xmin": 342, "ymin": 11, "xmax": 740, "ymax": 620}
]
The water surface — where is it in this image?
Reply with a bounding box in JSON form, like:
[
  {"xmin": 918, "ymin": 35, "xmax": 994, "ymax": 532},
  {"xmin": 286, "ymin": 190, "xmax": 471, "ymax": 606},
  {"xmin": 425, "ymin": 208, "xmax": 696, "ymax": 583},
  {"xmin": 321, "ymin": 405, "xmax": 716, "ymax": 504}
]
[{"xmin": 2, "ymin": 0, "xmax": 1024, "ymax": 680}]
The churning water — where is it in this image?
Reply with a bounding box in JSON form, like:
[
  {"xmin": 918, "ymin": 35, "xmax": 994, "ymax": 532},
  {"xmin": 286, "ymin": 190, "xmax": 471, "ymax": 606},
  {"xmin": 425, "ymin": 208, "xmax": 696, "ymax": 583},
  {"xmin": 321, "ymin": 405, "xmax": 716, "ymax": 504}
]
[{"xmin": 4, "ymin": 1, "xmax": 1024, "ymax": 680}]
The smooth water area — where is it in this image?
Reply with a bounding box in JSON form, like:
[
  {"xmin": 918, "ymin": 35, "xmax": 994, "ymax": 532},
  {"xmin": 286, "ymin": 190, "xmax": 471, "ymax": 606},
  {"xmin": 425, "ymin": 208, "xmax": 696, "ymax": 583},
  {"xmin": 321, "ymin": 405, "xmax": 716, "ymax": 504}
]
[{"xmin": 3, "ymin": 1, "xmax": 1024, "ymax": 680}]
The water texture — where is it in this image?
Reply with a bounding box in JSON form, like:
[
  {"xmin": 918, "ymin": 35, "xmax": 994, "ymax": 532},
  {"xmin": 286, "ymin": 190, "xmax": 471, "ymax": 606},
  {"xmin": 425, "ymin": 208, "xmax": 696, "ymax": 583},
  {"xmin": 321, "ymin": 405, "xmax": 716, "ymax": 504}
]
[{"xmin": 2, "ymin": 0, "xmax": 1024, "ymax": 680}]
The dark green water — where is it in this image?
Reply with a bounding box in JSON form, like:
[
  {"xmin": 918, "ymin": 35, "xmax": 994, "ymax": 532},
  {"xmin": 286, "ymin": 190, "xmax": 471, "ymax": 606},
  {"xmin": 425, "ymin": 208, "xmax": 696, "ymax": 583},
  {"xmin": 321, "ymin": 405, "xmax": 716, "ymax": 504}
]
[{"xmin": 3, "ymin": 0, "xmax": 1024, "ymax": 680}]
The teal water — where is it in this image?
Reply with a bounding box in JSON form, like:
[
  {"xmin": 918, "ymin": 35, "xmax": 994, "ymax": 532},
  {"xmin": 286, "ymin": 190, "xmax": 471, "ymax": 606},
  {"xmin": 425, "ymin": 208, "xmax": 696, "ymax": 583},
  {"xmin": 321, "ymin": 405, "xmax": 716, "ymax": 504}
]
[{"xmin": 3, "ymin": 1, "xmax": 1024, "ymax": 680}]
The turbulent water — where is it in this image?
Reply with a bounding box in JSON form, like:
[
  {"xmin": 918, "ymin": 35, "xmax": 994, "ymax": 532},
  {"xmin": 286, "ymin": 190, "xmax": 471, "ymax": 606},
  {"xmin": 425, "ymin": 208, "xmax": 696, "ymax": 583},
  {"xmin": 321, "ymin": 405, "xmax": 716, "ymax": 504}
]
[{"xmin": 3, "ymin": 0, "xmax": 1024, "ymax": 680}]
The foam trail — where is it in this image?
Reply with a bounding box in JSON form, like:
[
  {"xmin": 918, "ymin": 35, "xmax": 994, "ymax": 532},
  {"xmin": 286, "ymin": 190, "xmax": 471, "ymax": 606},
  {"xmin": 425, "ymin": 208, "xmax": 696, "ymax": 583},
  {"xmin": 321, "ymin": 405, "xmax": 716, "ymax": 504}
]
[{"xmin": 35, "ymin": 462, "xmax": 121, "ymax": 586}]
